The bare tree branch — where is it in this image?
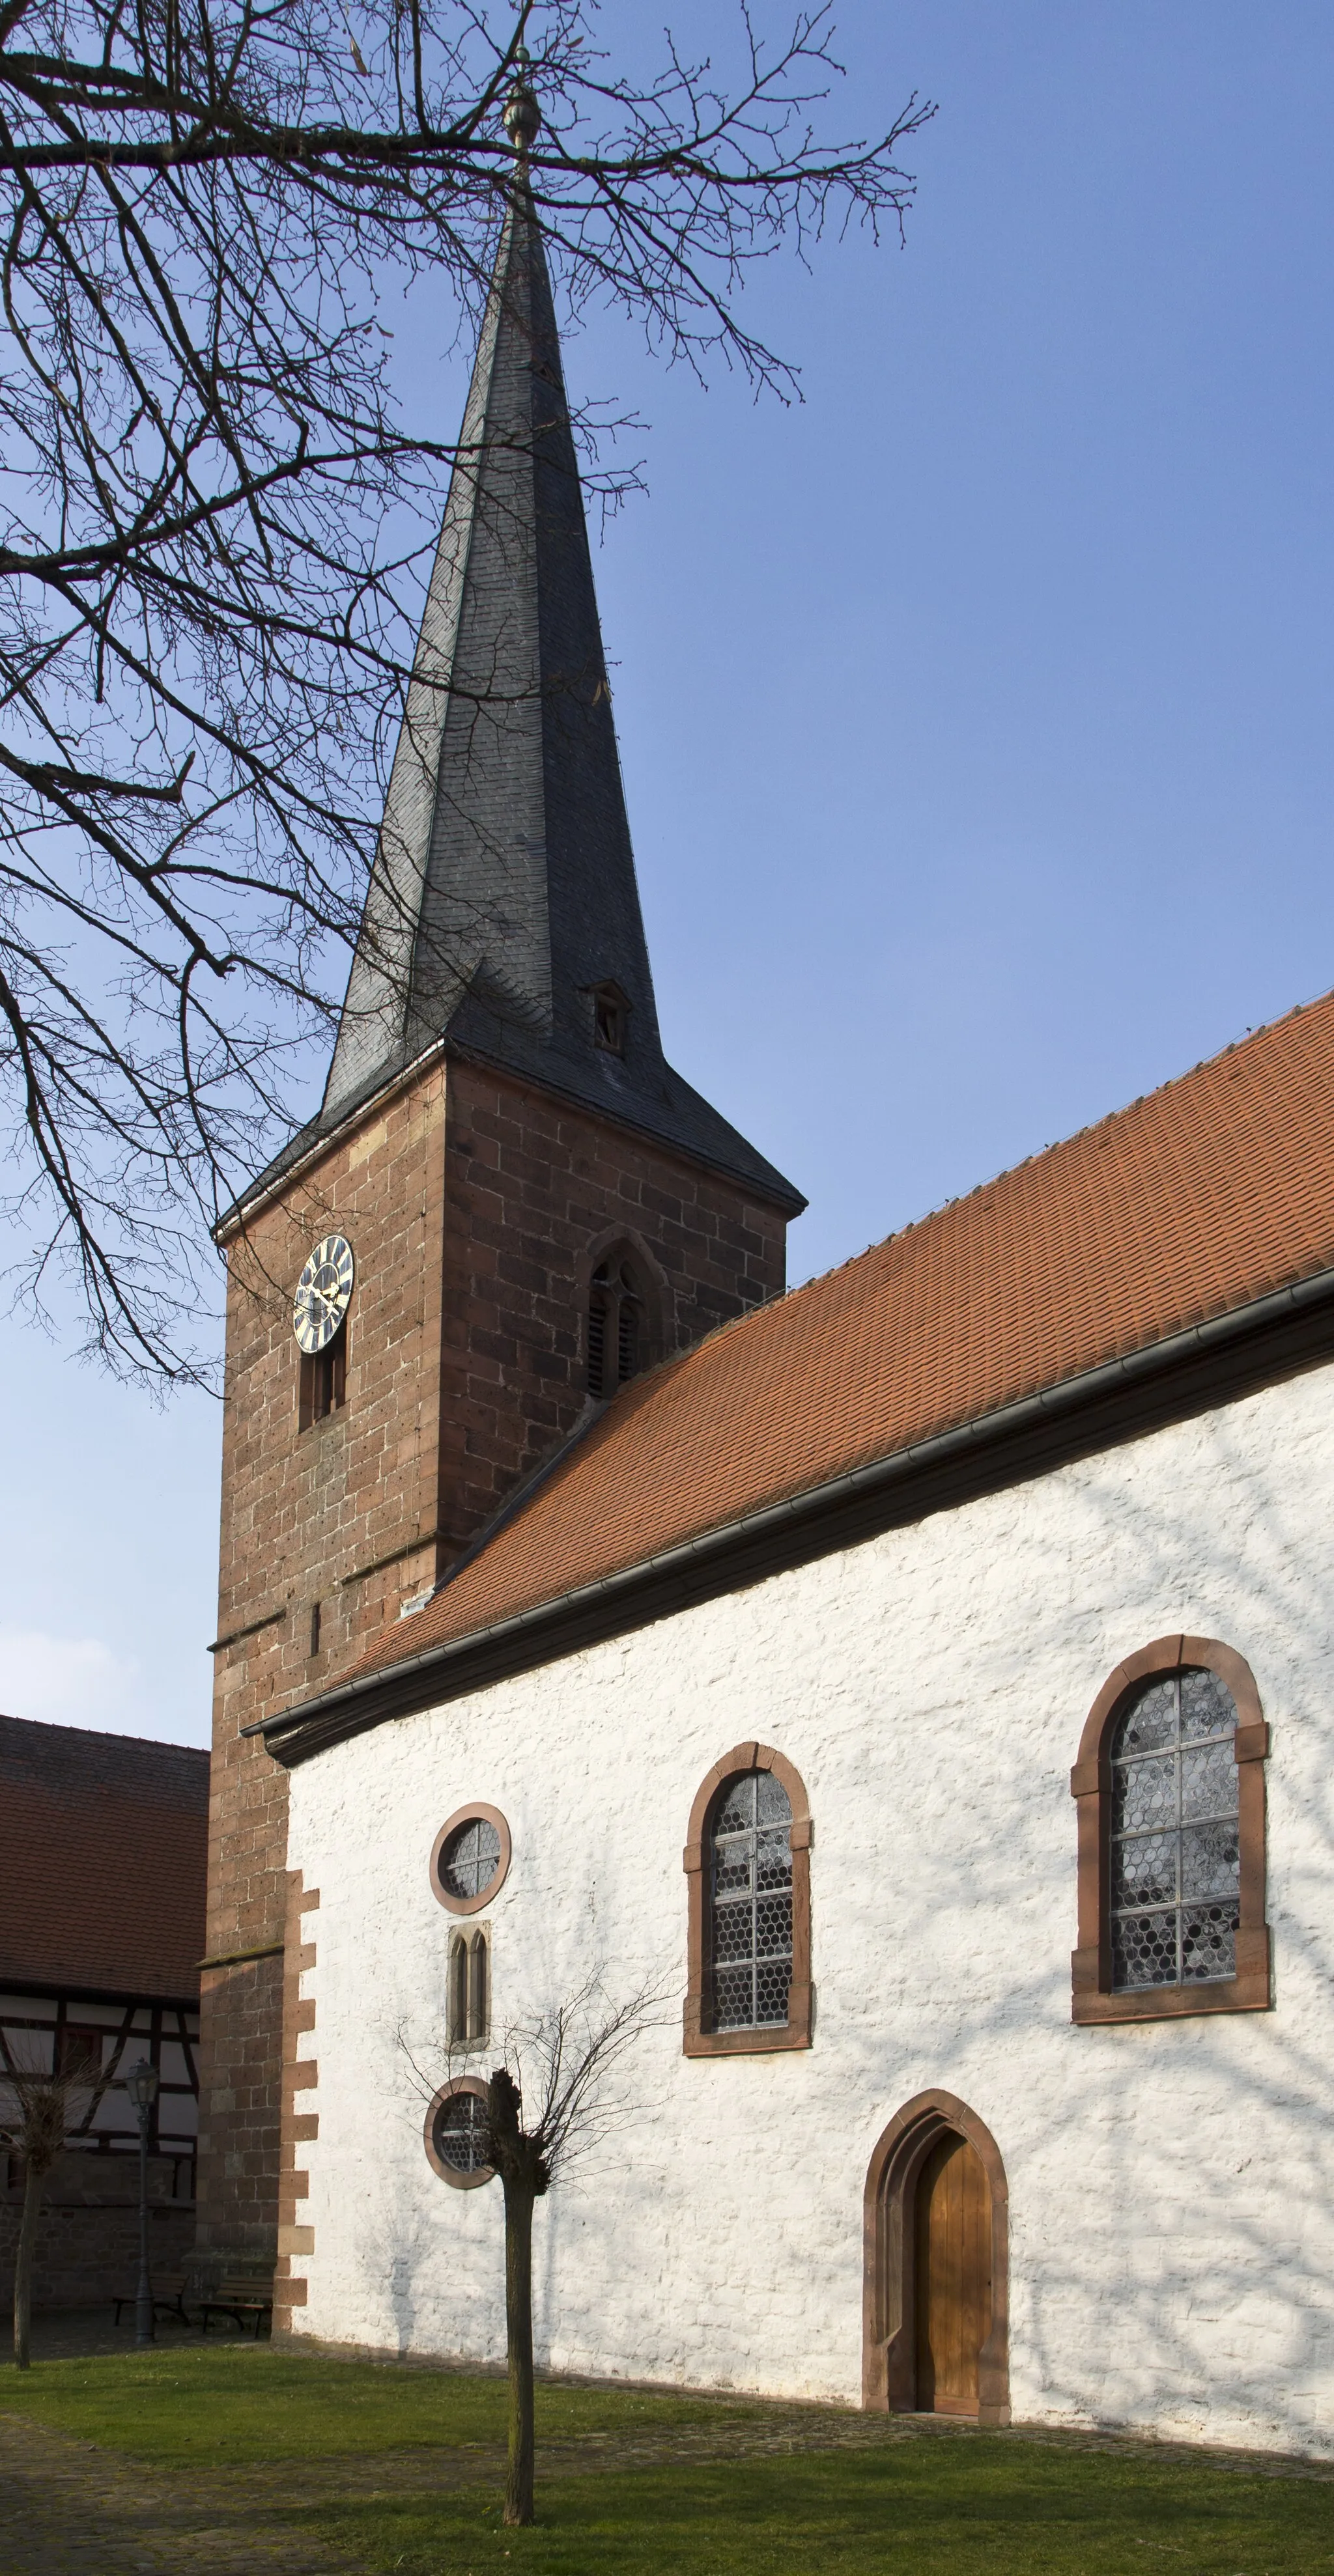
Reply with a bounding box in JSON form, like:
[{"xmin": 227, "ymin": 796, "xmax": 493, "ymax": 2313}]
[{"xmin": 0, "ymin": 1, "xmax": 932, "ymax": 1379}]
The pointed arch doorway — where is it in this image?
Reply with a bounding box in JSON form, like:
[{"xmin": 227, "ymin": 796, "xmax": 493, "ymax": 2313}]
[{"xmin": 862, "ymin": 2091, "xmax": 1010, "ymax": 2424}]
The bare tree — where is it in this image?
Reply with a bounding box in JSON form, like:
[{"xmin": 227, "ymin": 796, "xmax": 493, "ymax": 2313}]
[
  {"xmin": 1, "ymin": 2067, "xmax": 74, "ymax": 2366},
  {"xmin": 0, "ymin": 0, "xmax": 932, "ymax": 1380},
  {"xmin": 407, "ymin": 1970, "xmax": 671, "ymax": 2526}
]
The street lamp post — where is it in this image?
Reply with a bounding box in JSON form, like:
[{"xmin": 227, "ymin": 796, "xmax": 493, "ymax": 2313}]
[{"xmin": 124, "ymin": 2057, "xmax": 160, "ymax": 2347}]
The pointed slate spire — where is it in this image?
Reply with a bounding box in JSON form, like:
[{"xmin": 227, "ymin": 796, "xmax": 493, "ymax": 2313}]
[{"xmin": 320, "ymin": 171, "xmax": 801, "ymax": 1211}]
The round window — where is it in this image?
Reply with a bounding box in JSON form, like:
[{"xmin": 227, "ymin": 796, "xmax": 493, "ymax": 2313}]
[
  {"xmin": 441, "ymin": 1816, "xmax": 500, "ymax": 1900},
  {"xmin": 424, "ymin": 2079, "xmax": 494, "ymax": 2189},
  {"xmin": 429, "ymin": 1803, "xmax": 511, "ymax": 1915}
]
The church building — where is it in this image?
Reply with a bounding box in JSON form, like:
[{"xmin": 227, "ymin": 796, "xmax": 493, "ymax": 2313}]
[{"xmin": 201, "ymin": 157, "xmax": 1334, "ymax": 2457}]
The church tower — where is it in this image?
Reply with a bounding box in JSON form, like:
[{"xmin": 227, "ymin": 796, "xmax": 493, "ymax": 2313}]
[{"xmin": 196, "ymin": 158, "xmax": 803, "ymax": 2289}]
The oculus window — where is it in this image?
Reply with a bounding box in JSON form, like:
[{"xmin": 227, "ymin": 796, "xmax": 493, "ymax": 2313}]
[
  {"xmin": 423, "ymin": 2078, "xmax": 494, "ymax": 2189},
  {"xmin": 429, "ymin": 1804, "xmax": 512, "ymax": 1917}
]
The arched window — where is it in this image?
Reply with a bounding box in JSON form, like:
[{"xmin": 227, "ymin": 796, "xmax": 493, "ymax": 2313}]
[
  {"xmin": 683, "ymin": 1743, "xmax": 812, "ymax": 2057},
  {"xmin": 588, "ymin": 1255, "xmax": 646, "ymax": 1397},
  {"xmin": 1071, "ymin": 1635, "xmax": 1271, "ymax": 2024},
  {"xmin": 447, "ymin": 1933, "xmax": 468, "ymax": 2043},
  {"xmin": 468, "ymin": 1929, "xmax": 489, "ymax": 2041},
  {"xmin": 711, "ymin": 1770, "xmax": 792, "ymax": 2029},
  {"xmin": 447, "ymin": 1929, "xmax": 490, "ymax": 2047}
]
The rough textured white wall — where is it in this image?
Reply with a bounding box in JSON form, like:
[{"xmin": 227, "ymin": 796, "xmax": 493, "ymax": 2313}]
[{"xmin": 288, "ymin": 1364, "xmax": 1334, "ymax": 2455}]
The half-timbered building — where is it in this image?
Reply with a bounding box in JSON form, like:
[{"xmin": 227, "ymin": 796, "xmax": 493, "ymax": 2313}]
[{"xmin": 0, "ymin": 1715, "xmax": 206, "ymax": 2307}]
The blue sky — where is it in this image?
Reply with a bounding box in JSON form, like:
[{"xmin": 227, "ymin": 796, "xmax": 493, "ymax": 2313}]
[{"xmin": 4, "ymin": 1, "xmax": 1332, "ymax": 1746}]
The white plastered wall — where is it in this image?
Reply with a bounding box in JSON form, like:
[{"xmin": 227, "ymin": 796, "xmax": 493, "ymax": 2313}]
[{"xmin": 287, "ymin": 1361, "xmax": 1334, "ymax": 2456}]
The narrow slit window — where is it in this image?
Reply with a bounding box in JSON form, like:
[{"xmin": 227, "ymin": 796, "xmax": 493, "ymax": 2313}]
[
  {"xmin": 299, "ymin": 1321, "xmax": 347, "ymax": 1429},
  {"xmin": 588, "ymin": 1283, "xmax": 608, "ymax": 1397},
  {"xmin": 467, "ymin": 1933, "xmax": 489, "ymax": 2043},
  {"xmin": 447, "ymin": 1929, "xmax": 489, "ymax": 2047},
  {"xmin": 617, "ymin": 1295, "xmax": 639, "ymax": 1384},
  {"xmin": 447, "ymin": 1935, "xmax": 468, "ymax": 2045}
]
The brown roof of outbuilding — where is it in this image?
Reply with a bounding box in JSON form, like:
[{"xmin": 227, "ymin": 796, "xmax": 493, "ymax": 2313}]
[
  {"xmin": 0, "ymin": 1716, "xmax": 209, "ymax": 2000},
  {"xmin": 341, "ymin": 990, "xmax": 1334, "ymax": 1690}
]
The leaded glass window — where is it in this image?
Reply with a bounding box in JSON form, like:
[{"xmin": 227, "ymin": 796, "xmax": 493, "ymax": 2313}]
[
  {"xmin": 437, "ymin": 1815, "xmax": 501, "ymax": 1903},
  {"xmin": 1110, "ymin": 1668, "xmax": 1240, "ymax": 1990},
  {"xmin": 709, "ymin": 1769, "xmax": 793, "ymax": 2029},
  {"xmin": 431, "ymin": 2087, "xmax": 491, "ymax": 2176}
]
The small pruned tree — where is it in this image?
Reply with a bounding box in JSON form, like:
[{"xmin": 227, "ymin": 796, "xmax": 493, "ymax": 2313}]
[
  {"xmin": 1, "ymin": 2068, "xmax": 74, "ymax": 2367},
  {"xmin": 407, "ymin": 1970, "xmax": 670, "ymax": 2527}
]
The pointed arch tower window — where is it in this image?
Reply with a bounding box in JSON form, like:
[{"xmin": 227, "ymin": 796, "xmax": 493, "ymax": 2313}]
[{"xmin": 588, "ymin": 1254, "xmax": 646, "ymax": 1397}]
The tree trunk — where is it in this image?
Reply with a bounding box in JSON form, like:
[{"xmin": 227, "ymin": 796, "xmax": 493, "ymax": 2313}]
[
  {"xmin": 502, "ymin": 2173, "xmax": 537, "ymax": 2527},
  {"xmin": 12, "ymin": 2160, "xmax": 43, "ymax": 2370}
]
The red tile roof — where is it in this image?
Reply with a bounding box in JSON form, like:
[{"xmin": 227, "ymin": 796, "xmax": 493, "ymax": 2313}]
[
  {"xmin": 0, "ymin": 1718, "xmax": 209, "ymax": 1999},
  {"xmin": 347, "ymin": 992, "xmax": 1334, "ymax": 1688}
]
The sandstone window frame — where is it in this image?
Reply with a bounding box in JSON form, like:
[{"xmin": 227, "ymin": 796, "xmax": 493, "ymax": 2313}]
[
  {"xmin": 423, "ymin": 2075, "xmax": 494, "ymax": 2191},
  {"xmin": 1070, "ymin": 1633, "xmax": 1271, "ymax": 2026},
  {"xmin": 429, "ymin": 1804, "xmax": 512, "ymax": 1918},
  {"xmin": 683, "ymin": 1741, "xmax": 812, "ymax": 2058},
  {"xmin": 446, "ymin": 1925, "xmax": 490, "ymax": 2047},
  {"xmin": 579, "ymin": 1227, "xmax": 667, "ymax": 1399}
]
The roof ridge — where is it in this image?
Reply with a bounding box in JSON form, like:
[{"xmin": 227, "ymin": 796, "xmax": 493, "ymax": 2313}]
[
  {"xmin": 561, "ymin": 986, "xmax": 1334, "ymax": 1429},
  {"xmin": 279, "ymin": 970, "xmax": 1334, "ymax": 1725},
  {"xmin": 0, "ymin": 1711, "xmax": 208, "ymax": 1757},
  {"xmin": 782, "ymin": 985, "xmax": 1334, "ymax": 1297}
]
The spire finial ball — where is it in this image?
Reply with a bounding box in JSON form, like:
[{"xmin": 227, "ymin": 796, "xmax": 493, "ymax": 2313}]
[{"xmin": 504, "ymin": 57, "xmax": 542, "ymax": 152}]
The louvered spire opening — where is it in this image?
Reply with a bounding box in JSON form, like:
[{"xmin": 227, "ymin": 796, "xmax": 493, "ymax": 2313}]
[{"xmin": 588, "ymin": 1256, "xmax": 646, "ymax": 1398}]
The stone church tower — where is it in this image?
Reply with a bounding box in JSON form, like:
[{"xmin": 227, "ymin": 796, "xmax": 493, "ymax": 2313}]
[{"xmin": 197, "ymin": 178, "xmax": 803, "ymax": 2289}]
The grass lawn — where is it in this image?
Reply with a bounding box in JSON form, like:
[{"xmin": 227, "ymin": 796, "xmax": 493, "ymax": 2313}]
[{"xmin": 2, "ymin": 2343, "xmax": 1331, "ymax": 2576}]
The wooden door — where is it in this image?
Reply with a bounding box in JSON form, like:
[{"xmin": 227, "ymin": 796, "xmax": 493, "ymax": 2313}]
[{"xmin": 913, "ymin": 2131, "xmax": 992, "ymax": 2415}]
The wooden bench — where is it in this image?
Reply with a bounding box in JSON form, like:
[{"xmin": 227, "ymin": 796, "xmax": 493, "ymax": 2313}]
[
  {"xmin": 199, "ymin": 2275, "xmax": 274, "ymax": 2337},
  {"xmin": 111, "ymin": 2273, "xmax": 191, "ymax": 2327}
]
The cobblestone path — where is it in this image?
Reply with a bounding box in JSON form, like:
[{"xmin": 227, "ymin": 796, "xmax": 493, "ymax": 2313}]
[{"xmin": 0, "ymin": 2412, "xmax": 361, "ymax": 2575}]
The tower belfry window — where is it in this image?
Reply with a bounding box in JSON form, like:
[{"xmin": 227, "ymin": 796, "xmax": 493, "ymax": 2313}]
[
  {"xmin": 588, "ymin": 1257, "xmax": 646, "ymax": 1397},
  {"xmin": 298, "ymin": 1323, "xmax": 347, "ymax": 1429}
]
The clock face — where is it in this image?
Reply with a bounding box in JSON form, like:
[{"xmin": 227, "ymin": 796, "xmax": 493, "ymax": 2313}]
[{"xmin": 292, "ymin": 1235, "xmax": 354, "ymax": 1355}]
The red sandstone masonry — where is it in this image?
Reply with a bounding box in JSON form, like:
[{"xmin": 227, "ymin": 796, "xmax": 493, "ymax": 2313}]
[
  {"xmin": 436, "ymin": 1061, "xmax": 788, "ymax": 1548},
  {"xmin": 199, "ymin": 1052, "xmax": 789, "ymax": 2273},
  {"xmin": 199, "ymin": 1067, "xmax": 449, "ymax": 2269}
]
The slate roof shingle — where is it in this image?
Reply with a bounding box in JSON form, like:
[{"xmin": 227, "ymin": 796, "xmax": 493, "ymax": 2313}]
[{"xmin": 226, "ymin": 187, "xmax": 802, "ymax": 1229}]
